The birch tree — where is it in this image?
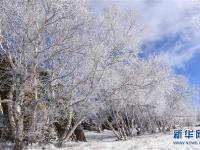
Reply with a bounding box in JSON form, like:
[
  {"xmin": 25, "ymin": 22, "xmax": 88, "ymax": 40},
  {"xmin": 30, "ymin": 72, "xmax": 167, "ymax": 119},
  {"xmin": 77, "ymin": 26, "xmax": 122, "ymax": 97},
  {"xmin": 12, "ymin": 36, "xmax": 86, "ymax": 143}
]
[{"xmin": 0, "ymin": 0, "xmax": 196, "ymax": 149}]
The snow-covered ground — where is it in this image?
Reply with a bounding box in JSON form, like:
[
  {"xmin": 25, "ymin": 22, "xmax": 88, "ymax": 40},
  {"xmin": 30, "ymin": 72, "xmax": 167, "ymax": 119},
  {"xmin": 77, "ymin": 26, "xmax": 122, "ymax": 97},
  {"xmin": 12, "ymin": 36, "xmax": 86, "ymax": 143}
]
[{"xmin": 27, "ymin": 129, "xmax": 200, "ymax": 150}]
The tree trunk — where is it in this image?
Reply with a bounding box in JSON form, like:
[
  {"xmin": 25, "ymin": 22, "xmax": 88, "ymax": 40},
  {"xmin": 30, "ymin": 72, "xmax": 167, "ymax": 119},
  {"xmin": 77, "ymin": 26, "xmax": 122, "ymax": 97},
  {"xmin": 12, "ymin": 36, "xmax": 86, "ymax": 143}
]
[
  {"xmin": 106, "ymin": 120, "xmax": 122, "ymax": 140},
  {"xmin": 14, "ymin": 138, "xmax": 23, "ymax": 150},
  {"xmin": 74, "ymin": 126, "xmax": 86, "ymax": 141},
  {"xmin": 65, "ymin": 117, "xmax": 85, "ymax": 141},
  {"xmin": 0, "ymin": 90, "xmax": 15, "ymax": 141},
  {"xmin": 14, "ymin": 78, "xmax": 25, "ymax": 150}
]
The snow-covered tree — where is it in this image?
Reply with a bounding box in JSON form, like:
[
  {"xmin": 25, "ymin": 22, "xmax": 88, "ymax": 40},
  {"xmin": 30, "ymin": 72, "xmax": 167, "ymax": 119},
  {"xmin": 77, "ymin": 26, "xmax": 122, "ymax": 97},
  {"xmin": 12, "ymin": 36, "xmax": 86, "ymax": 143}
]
[{"xmin": 0, "ymin": 0, "xmax": 197, "ymax": 149}]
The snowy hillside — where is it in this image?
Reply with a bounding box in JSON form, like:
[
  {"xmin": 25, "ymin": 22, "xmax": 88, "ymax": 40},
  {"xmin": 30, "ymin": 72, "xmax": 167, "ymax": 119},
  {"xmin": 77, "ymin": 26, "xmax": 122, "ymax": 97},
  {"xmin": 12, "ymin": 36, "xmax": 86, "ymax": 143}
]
[{"xmin": 26, "ymin": 129, "xmax": 200, "ymax": 150}]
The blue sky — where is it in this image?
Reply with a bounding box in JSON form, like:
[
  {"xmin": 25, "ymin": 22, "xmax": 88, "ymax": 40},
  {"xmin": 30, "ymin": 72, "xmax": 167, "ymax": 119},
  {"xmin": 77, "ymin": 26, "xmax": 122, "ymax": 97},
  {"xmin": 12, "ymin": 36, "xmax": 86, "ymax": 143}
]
[{"xmin": 91, "ymin": 0, "xmax": 200, "ymax": 103}]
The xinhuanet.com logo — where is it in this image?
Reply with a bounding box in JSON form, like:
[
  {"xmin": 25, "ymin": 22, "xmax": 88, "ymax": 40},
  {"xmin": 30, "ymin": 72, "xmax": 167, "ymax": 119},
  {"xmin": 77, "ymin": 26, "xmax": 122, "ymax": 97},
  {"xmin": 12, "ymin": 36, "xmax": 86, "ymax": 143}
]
[{"xmin": 173, "ymin": 129, "xmax": 200, "ymax": 145}]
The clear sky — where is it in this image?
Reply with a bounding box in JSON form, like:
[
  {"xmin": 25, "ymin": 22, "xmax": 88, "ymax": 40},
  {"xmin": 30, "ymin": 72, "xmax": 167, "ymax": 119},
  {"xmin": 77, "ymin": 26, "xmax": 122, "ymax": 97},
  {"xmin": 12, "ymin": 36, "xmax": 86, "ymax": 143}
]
[{"xmin": 91, "ymin": 0, "xmax": 200, "ymax": 103}]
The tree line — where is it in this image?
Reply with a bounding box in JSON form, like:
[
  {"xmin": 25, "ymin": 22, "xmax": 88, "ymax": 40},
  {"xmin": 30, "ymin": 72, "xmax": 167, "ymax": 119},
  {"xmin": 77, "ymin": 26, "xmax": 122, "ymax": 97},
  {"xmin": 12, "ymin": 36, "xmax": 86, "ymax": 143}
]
[{"xmin": 0, "ymin": 0, "xmax": 197, "ymax": 149}]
